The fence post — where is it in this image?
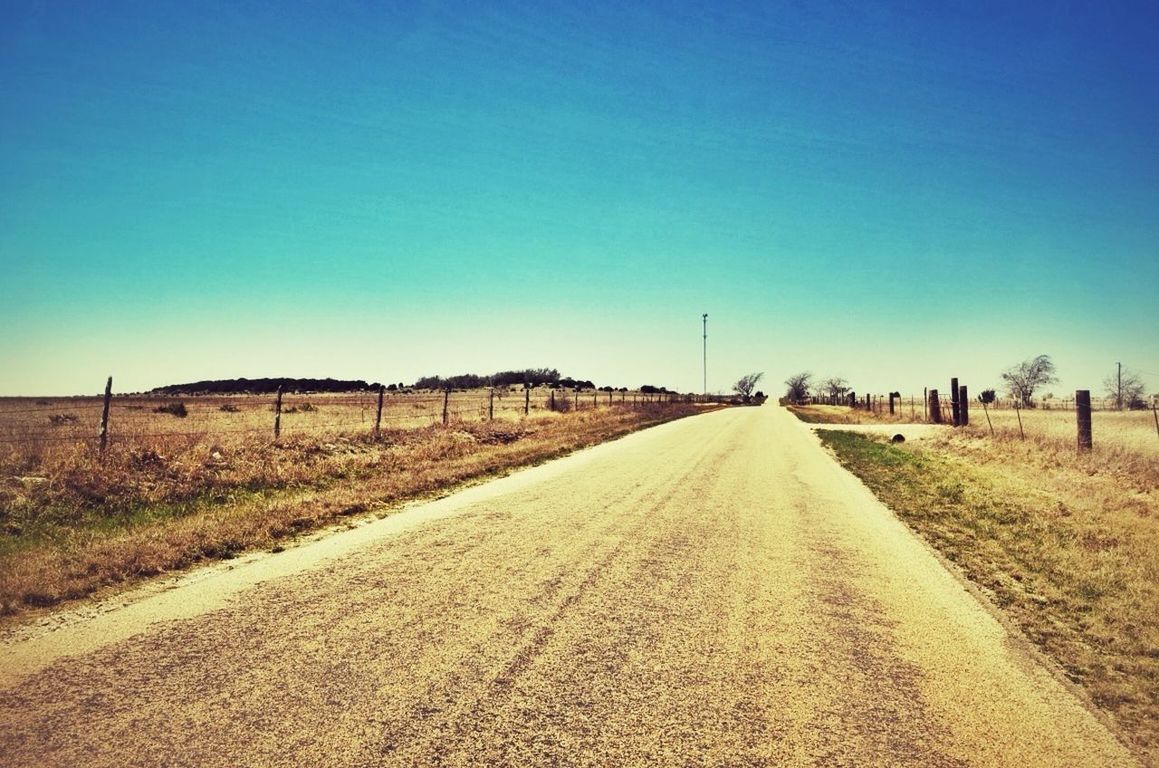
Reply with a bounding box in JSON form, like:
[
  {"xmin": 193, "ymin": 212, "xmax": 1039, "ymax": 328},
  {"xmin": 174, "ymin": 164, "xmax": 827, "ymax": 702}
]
[
  {"xmin": 274, "ymin": 385, "xmax": 283, "ymax": 439},
  {"xmin": 574, "ymin": 388, "xmax": 579, "ymax": 411},
  {"xmin": 593, "ymin": 391, "xmax": 597, "ymax": 408},
  {"xmin": 959, "ymin": 385, "xmax": 969, "ymax": 427},
  {"xmin": 524, "ymin": 385, "xmax": 530, "ymax": 416},
  {"xmin": 442, "ymin": 388, "xmax": 450, "ymax": 426},
  {"xmin": 374, "ymin": 385, "xmax": 384, "ymax": 437},
  {"xmin": 489, "ymin": 388, "xmax": 494, "ymax": 421},
  {"xmin": 98, "ymin": 376, "xmax": 112, "ymax": 453},
  {"xmin": 923, "ymin": 387, "xmax": 928, "ymax": 421},
  {"xmin": 950, "ymin": 378, "xmax": 960, "ymax": 426},
  {"xmin": 929, "ymin": 390, "xmax": 941, "ymax": 424},
  {"xmin": 1015, "ymin": 402, "xmax": 1025, "ymax": 439},
  {"xmin": 1076, "ymin": 389, "xmax": 1092, "ymax": 451}
]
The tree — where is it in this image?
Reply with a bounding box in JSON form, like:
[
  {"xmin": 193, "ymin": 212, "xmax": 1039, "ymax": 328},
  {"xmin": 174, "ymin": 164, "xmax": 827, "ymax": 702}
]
[
  {"xmin": 784, "ymin": 372, "xmax": 812, "ymax": 404},
  {"xmin": 820, "ymin": 376, "xmax": 849, "ymax": 404},
  {"xmin": 1001, "ymin": 354, "xmax": 1057, "ymax": 407},
  {"xmin": 1104, "ymin": 365, "xmax": 1147, "ymax": 410},
  {"xmin": 733, "ymin": 372, "xmax": 764, "ymax": 400}
]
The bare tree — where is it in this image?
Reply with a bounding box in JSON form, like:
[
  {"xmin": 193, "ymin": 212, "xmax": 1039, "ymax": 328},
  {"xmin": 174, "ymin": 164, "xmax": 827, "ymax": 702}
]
[
  {"xmin": 1001, "ymin": 354, "xmax": 1057, "ymax": 407},
  {"xmin": 1103, "ymin": 365, "xmax": 1147, "ymax": 410},
  {"xmin": 783, "ymin": 371, "xmax": 812, "ymax": 404},
  {"xmin": 733, "ymin": 372, "xmax": 764, "ymax": 401},
  {"xmin": 820, "ymin": 376, "xmax": 849, "ymax": 404}
]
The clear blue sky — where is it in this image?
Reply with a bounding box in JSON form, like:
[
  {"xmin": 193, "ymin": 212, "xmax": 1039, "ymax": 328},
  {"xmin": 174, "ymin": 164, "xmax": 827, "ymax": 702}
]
[{"xmin": 2, "ymin": 1, "xmax": 1157, "ymax": 397}]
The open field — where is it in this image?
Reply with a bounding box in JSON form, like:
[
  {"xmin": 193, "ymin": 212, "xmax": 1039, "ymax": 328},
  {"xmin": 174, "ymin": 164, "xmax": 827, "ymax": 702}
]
[
  {"xmin": 0, "ymin": 387, "xmax": 676, "ymax": 450},
  {"xmin": 794, "ymin": 404, "xmax": 1158, "ymax": 763},
  {"xmin": 0, "ymin": 393, "xmax": 707, "ymax": 619}
]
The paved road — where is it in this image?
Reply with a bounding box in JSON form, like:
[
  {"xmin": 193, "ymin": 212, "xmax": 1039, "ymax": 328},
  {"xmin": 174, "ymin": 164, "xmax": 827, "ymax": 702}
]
[{"xmin": 0, "ymin": 406, "xmax": 1137, "ymax": 767}]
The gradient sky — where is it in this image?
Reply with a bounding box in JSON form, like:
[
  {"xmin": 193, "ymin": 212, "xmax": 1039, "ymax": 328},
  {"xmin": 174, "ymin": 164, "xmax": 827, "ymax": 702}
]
[{"xmin": 2, "ymin": 1, "xmax": 1157, "ymax": 397}]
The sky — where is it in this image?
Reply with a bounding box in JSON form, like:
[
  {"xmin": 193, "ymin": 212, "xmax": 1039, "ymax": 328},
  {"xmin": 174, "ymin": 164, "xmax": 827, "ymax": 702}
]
[{"xmin": 2, "ymin": 1, "xmax": 1157, "ymax": 398}]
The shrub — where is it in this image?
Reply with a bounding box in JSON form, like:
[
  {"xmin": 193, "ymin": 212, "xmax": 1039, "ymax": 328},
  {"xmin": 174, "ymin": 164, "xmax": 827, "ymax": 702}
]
[{"xmin": 154, "ymin": 402, "xmax": 188, "ymax": 418}]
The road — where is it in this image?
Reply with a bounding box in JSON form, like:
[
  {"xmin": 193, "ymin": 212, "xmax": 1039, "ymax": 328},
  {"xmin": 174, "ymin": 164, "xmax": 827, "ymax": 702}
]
[{"xmin": 0, "ymin": 406, "xmax": 1137, "ymax": 767}]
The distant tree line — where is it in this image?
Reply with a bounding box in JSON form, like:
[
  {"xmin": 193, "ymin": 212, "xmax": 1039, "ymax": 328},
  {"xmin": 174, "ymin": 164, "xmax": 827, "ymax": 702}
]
[
  {"xmin": 412, "ymin": 368, "xmax": 563, "ymax": 390},
  {"xmin": 152, "ymin": 369, "xmax": 684, "ymax": 396},
  {"xmin": 151, "ymin": 377, "xmax": 379, "ymax": 395},
  {"xmin": 412, "ymin": 368, "xmax": 674, "ymax": 393}
]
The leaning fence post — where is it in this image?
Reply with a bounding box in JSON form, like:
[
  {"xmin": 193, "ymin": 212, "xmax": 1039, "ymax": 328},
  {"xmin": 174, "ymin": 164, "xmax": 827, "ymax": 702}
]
[
  {"xmin": 374, "ymin": 385, "xmax": 384, "ymax": 437},
  {"xmin": 1014, "ymin": 401, "xmax": 1025, "ymax": 439},
  {"xmin": 98, "ymin": 376, "xmax": 112, "ymax": 453},
  {"xmin": 274, "ymin": 385, "xmax": 283, "ymax": 439},
  {"xmin": 1076, "ymin": 389, "xmax": 1092, "ymax": 451}
]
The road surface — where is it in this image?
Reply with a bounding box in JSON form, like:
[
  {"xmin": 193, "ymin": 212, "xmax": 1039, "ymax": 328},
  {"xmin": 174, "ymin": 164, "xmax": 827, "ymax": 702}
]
[{"xmin": 0, "ymin": 406, "xmax": 1137, "ymax": 766}]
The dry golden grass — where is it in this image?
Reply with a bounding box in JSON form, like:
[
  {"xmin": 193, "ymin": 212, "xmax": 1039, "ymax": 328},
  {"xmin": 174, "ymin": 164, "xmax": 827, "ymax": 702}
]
[
  {"xmin": 812, "ymin": 416, "xmax": 1159, "ymax": 764},
  {"xmin": 0, "ymin": 396, "xmax": 707, "ymax": 619}
]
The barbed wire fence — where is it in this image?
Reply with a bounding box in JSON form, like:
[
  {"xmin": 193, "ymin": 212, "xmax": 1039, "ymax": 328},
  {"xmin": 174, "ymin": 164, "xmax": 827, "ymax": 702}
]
[{"xmin": 0, "ymin": 378, "xmax": 705, "ymax": 453}]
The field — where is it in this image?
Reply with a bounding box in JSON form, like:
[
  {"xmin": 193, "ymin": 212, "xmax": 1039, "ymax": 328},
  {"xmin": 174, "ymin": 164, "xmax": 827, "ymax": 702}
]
[
  {"xmin": 790, "ymin": 403, "xmax": 1158, "ymax": 763},
  {"xmin": 0, "ymin": 390, "xmax": 703, "ymax": 619}
]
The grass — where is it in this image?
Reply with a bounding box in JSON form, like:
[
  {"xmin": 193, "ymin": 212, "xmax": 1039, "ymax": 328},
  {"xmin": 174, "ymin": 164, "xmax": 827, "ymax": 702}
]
[
  {"xmin": 0, "ymin": 400, "xmax": 709, "ymax": 619},
  {"xmin": 812, "ymin": 425, "xmax": 1158, "ymax": 764}
]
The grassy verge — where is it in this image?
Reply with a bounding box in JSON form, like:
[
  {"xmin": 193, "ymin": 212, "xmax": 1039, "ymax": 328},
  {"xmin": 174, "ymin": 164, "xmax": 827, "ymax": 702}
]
[
  {"xmin": 814, "ymin": 428, "xmax": 1158, "ymax": 764},
  {"xmin": 1, "ymin": 404, "xmax": 708, "ymax": 618}
]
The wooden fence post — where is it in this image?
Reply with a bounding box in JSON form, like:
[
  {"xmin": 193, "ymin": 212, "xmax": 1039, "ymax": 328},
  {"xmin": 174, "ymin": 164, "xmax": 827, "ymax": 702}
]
[
  {"xmin": 1014, "ymin": 402, "xmax": 1025, "ymax": 439},
  {"xmin": 950, "ymin": 378, "xmax": 960, "ymax": 426},
  {"xmin": 374, "ymin": 385, "xmax": 384, "ymax": 437},
  {"xmin": 274, "ymin": 385, "xmax": 283, "ymax": 439},
  {"xmin": 442, "ymin": 388, "xmax": 450, "ymax": 426},
  {"xmin": 959, "ymin": 385, "xmax": 969, "ymax": 427},
  {"xmin": 98, "ymin": 376, "xmax": 112, "ymax": 453},
  {"xmin": 1076, "ymin": 390, "xmax": 1092, "ymax": 451},
  {"xmin": 550, "ymin": 390, "xmax": 556, "ymax": 411},
  {"xmin": 489, "ymin": 388, "xmax": 494, "ymax": 421},
  {"xmin": 923, "ymin": 387, "xmax": 928, "ymax": 421},
  {"xmin": 573, "ymin": 389, "xmax": 579, "ymax": 411},
  {"xmin": 524, "ymin": 385, "xmax": 530, "ymax": 416},
  {"xmin": 929, "ymin": 390, "xmax": 941, "ymax": 424}
]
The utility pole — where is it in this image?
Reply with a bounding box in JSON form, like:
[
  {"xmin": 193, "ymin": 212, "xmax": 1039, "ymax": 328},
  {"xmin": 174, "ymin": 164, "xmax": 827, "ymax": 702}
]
[{"xmin": 702, "ymin": 313, "xmax": 708, "ymax": 396}]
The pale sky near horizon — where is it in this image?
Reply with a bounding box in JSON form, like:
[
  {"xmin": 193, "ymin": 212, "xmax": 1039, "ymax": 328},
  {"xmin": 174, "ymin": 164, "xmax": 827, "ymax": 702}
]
[{"xmin": 2, "ymin": 1, "xmax": 1157, "ymax": 398}]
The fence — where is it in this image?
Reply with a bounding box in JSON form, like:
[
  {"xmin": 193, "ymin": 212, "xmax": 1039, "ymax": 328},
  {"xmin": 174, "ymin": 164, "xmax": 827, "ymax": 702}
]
[
  {"xmin": 0, "ymin": 381, "xmax": 695, "ymax": 453},
  {"xmin": 805, "ymin": 381, "xmax": 1158, "ymax": 452}
]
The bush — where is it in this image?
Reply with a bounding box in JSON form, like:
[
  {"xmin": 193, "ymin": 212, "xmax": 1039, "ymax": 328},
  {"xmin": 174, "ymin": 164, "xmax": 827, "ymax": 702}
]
[
  {"xmin": 154, "ymin": 402, "xmax": 188, "ymax": 418},
  {"xmin": 219, "ymin": 403, "xmax": 239, "ymax": 413}
]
